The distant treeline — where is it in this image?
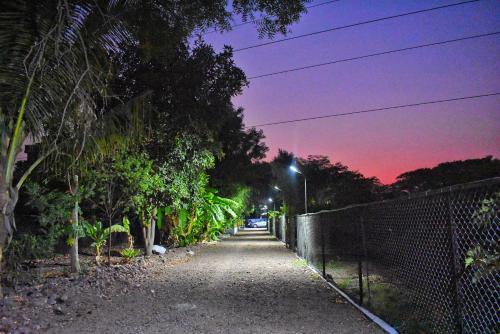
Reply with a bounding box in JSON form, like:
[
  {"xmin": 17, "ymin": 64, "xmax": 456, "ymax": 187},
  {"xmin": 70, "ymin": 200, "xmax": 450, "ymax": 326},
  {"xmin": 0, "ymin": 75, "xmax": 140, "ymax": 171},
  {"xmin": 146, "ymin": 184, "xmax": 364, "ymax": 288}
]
[{"xmin": 264, "ymin": 153, "xmax": 499, "ymax": 214}]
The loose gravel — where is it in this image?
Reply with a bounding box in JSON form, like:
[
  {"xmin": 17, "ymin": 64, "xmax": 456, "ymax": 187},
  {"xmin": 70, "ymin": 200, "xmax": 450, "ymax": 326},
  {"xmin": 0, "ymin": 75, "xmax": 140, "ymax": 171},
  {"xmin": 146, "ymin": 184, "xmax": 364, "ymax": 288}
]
[{"xmin": 44, "ymin": 229, "xmax": 382, "ymax": 334}]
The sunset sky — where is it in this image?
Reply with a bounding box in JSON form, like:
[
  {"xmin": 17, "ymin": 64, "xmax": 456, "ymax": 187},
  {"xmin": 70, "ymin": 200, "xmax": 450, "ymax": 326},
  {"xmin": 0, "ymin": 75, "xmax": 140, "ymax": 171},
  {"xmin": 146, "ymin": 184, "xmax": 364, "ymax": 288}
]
[{"xmin": 204, "ymin": 0, "xmax": 500, "ymax": 184}]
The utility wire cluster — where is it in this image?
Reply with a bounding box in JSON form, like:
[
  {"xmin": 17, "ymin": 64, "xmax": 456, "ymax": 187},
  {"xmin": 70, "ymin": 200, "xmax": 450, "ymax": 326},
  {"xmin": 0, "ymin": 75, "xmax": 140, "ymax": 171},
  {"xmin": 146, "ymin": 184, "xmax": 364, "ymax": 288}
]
[{"xmin": 212, "ymin": 0, "xmax": 499, "ymax": 127}]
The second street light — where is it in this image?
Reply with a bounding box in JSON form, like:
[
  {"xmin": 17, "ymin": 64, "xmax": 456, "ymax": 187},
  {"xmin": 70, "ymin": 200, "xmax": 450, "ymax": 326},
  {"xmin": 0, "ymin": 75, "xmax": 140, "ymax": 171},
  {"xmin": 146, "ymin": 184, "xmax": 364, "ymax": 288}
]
[
  {"xmin": 268, "ymin": 197, "xmax": 275, "ymax": 211},
  {"xmin": 289, "ymin": 165, "xmax": 308, "ymax": 214}
]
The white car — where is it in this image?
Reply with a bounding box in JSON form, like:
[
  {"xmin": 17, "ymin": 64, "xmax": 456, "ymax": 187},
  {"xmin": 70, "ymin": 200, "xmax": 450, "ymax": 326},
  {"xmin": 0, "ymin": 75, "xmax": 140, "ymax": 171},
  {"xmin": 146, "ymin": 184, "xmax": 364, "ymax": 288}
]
[{"xmin": 246, "ymin": 218, "xmax": 268, "ymax": 228}]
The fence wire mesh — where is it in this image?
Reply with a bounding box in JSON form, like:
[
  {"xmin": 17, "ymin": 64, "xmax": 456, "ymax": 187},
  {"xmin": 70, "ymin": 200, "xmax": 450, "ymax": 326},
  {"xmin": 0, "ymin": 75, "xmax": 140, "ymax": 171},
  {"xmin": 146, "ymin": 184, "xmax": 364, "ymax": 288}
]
[{"xmin": 290, "ymin": 178, "xmax": 499, "ymax": 334}]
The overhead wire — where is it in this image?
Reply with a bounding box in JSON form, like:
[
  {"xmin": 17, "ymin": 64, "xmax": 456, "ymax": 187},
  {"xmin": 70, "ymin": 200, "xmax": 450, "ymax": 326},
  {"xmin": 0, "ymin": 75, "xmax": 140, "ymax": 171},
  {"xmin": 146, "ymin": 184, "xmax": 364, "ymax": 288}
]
[
  {"xmin": 248, "ymin": 31, "xmax": 500, "ymax": 79},
  {"xmin": 233, "ymin": 0, "xmax": 481, "ymax": 52},
  {"xmin": 246, "ymin": 92, "xmax": 500, "ymax": 127}
]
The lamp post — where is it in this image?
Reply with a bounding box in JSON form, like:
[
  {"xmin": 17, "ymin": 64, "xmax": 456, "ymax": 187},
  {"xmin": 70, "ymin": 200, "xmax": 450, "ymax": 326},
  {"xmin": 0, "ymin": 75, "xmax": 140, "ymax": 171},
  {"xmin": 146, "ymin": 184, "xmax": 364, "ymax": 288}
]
[
  {"xmin": 289, "ymin": 165, "xmax": 307, "ymax": 214},
  {"xmin": 273, "ymin": 185, "xmax": 286, "ymax": 211},
  {"xmin": 268, "ymin": 197, "xmax": 275, "ymax": 211}
]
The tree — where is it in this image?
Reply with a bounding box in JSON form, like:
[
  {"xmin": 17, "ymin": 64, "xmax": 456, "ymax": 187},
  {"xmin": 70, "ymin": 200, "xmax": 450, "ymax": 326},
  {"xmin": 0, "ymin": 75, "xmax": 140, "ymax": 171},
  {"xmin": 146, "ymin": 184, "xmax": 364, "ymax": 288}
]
[
  {"xmin": 84, "ymin": 156, "xmax": 131, "ymax": 265},
  {"xmin": 393, "ymin": 156, "xmax": 500, "ymax": 192},
  {"xmin": 156, "ymin": 134, "xmax": 215, "ymax": 244},
  {"xmin": 0, "ymin": 1, "xmax": 121, "ymax": 292},
  {"xmin": 271, "ymin": 152, "xmax": 382, "ymax": 214},
  {"xmin": 1, "ymin": 0, "xmax": 309, "ymax": 293},
  {"xmin": 117, "ymin": 152, "xmax": 166, "ymax": 256},
  {"xmin": 271, "ymin": 150, "xmax": 300, "ymax": 215},
  {"xmin": 210, "ymin": 108, "xmax": 270, "ymax": 197},
  {"xmin": 299, "ymin": 155, "xmax": 382, "ymax": 210}
]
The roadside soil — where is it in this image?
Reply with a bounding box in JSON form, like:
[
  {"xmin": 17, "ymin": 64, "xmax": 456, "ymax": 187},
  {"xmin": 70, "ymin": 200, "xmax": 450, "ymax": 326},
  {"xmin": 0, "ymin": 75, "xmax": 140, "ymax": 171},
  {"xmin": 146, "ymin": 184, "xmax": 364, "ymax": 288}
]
[{"xmin": 2, "ymin": 230, "xmax": 383, "ymax": 333}]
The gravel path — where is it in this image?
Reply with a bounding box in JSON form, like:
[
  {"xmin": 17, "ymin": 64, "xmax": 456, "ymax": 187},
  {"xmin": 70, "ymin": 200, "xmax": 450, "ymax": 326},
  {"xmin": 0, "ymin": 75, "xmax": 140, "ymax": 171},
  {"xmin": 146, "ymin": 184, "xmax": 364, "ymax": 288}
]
[{"xmin": 49, "ymin": 229, "xmax": 383, "ymax": 334}]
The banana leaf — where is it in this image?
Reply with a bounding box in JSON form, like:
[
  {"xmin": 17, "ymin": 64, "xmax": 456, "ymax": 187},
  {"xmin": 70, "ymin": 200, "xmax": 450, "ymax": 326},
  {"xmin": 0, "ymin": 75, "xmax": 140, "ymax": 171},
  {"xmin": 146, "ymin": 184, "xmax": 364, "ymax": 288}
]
[{"xmin": 156, "ymin": 207, "xmax": 165, "ymax": 230}]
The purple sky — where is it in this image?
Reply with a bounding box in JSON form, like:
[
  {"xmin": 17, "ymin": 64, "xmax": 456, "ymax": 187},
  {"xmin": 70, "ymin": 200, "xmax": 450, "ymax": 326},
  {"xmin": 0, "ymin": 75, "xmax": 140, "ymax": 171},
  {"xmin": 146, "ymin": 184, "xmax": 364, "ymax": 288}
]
[{"xmin": 203, "ymin": 0, "xmax": 500, "ymax": 184}]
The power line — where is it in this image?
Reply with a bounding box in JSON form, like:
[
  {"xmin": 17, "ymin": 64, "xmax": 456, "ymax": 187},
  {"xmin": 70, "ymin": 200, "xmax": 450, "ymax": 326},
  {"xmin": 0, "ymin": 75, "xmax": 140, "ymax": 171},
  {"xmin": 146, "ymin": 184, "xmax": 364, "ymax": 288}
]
[
  {"xmin": 203, "ymin": 0, "xmax": 341, "ymax": 35},
  {"xmin": 246, "ymin": 92, "xmax": 500, "ymax": 128},
  {"xmin": 248, "ymin": 31, "xmax": 500, "ymax": 79},
  {"xmin": 234, "ymin": 0, "xmax": 480, "ymax": 52},
  {"xmin": 306, "ymin": 0, "xmax": 342, "ymax": 10}
]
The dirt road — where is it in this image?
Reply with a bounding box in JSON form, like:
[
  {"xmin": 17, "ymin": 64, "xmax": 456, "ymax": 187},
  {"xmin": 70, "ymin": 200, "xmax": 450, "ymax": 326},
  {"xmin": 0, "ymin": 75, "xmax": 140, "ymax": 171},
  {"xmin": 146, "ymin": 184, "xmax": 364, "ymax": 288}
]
[{"xmin": 49, "ymin": 229, "xmax": 382, "ymax": 333}]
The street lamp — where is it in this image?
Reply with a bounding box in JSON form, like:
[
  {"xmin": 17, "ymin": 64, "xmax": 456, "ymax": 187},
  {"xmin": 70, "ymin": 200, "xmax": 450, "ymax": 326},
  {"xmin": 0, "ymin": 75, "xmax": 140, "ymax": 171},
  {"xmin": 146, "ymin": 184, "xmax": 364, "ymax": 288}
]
[
  {"xmin": 289, "ymin": 165, "xmax": 308, "ymax": 214},
  {"xmin": 273, "ymin": 185, "xmax": 286, "ymax": 212},
  {"xmin": 268, "ymin": 197, "xmax": 275, "ymax": 211}
]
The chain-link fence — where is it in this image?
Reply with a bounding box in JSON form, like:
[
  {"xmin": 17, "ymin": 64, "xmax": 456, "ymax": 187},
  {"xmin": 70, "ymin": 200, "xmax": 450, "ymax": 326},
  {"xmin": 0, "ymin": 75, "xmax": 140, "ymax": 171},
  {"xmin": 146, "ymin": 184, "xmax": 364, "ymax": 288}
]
[{"xmin": 276, "ymin": 178, "xmax": 499, "ymax": 334}]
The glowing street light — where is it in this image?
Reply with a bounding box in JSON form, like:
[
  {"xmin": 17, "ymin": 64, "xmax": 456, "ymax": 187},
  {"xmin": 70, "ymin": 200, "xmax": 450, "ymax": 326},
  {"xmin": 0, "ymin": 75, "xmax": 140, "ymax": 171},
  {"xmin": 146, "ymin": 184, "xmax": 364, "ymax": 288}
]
[
  {"xmin": 268, "ymin": 197, "xmax": 275, "ymax": 211},
  {"xmin": 289, "ymin": 165, "xmax": 301, "ymax": 174},
  {"xmin": 289, "ymin": 165, "xmax": 308, "ymax": 214},
  {"xmin": 272, "ymin": 185, "xmax": 285, "ymax": 212}
]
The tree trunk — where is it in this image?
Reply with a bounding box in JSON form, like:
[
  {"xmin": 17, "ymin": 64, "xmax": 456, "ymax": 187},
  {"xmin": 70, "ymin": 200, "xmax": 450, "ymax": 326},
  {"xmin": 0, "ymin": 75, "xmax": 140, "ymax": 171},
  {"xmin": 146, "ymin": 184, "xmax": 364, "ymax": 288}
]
[
  {"xmin": 0, "ymin": 246, "xmax": 3, "ymax": 298},
  {"xmin": 143, "ymin": 212, "xmax": 156, "ymax": 257},
  {"xmin": 70, "ymin": 237, "xmax": 80, "ymax": 273},
  {"xmin": 0, "ymin": 186, "xmax": 18, "ymax": 298},
  {"xmin": 69, "ymin": 175, "xmax": 80, "ymax": 273},
  {"xmin": 143, "ymin": 224, "xmax": 153, "ymax": 256},
  {"xmin": 70, "ymin": 197, "xmax": 80, "ymax": 273},
  {"xmin": 108, "ymin": 217, "xmax": 112, "ymax": 265}
]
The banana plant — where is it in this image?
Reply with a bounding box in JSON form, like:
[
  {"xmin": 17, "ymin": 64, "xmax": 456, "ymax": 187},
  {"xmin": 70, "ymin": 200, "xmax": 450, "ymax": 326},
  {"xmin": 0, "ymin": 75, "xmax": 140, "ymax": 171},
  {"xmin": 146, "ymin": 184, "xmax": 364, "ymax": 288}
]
[
  {"xmin": 83, "ymin": 221, "xmax": 128, "ymax": 264},
  {"xmin": 122, "ymin": 216, "xmax": 134, "ymax": 248},
  {"xmin": 198, "ymin": 189, "xmax": 239, "ymax": 241},
  {"xmin": 171, "ymin": 188, "xmax": 241, "ymax": 246}
]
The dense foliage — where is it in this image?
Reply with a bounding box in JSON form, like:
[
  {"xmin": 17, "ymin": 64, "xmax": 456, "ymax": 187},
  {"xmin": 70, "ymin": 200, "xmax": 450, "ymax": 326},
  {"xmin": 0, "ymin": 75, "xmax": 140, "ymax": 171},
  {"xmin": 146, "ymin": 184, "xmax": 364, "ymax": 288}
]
[
  {"xmin": 0, "ymin": 0, "xmax": 309, "ymax": 294},
  {"xmin": 2, "ymin": 0, "xmax": 496, "ymax": 300}
]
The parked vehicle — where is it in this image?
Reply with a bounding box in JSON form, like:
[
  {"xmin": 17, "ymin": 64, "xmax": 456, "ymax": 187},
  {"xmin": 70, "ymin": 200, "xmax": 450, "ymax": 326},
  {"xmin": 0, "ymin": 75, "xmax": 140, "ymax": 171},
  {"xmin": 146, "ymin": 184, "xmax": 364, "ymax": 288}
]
[{"xmin": 246, "ymin": 218, "xmax": 268, "ymax": 228}]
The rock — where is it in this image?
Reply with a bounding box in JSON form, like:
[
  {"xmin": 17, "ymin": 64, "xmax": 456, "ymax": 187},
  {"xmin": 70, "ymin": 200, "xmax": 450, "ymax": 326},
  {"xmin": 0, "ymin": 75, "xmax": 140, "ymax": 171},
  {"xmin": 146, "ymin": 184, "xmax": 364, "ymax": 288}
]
[
  {"xmin": 32, "ymin": 297, "xmax": 47, "ymax": 307},
  {"xmin": 53, "ymin": 306, "xmax": 65, "ymax": 315},
  {"xmin": 173, "ymin": 303, "xmax": 197, "ymax": 311},
  {"xmin": 56, "ymin": 294, "xmax": 69, "ymax": 304},
  {"xmin": 152, "ymin": 245, "xmax": 167, "ymax": 255},
  {"xmin": 186, "ymin": 250, "xmax": 195, "ymax": 256}
]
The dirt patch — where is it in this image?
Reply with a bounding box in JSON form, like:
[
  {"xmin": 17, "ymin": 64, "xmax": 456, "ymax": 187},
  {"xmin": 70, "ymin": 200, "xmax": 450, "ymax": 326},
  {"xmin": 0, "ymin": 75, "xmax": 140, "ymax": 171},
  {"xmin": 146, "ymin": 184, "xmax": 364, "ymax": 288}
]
[{"xmin": 0, "ymin": 244, "xmax": 204, "ymax": 333}]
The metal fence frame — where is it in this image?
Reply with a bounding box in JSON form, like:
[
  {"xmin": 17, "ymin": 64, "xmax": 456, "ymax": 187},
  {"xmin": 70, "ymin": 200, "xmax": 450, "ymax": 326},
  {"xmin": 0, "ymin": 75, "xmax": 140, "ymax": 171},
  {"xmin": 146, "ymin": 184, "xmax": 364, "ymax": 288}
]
[{"xmin": 271, "ymin": 178, "xmax": 499, "ymax": 333}]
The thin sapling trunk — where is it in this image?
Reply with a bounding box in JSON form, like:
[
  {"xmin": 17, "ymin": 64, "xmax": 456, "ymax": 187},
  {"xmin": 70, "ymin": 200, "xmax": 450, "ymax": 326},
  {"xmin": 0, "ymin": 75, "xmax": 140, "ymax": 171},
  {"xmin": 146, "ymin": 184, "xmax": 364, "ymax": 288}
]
[
  {"xmin": 143, "ymin": 209, "xmax": 157, "ymax": 256},
  {"xmin": 69, "ymin": 175, "xmax": 81, "ymax": 273}
]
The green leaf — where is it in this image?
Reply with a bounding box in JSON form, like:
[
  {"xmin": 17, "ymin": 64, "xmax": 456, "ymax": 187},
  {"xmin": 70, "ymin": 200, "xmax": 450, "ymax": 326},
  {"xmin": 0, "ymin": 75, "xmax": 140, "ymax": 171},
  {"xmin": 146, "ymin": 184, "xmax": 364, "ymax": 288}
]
[
  {"xmin": 106, "ymin": 224, "xmax": 128, "ymax": 234},
  {"xmin": 178, "ymin": 208, "xmax": 189, "ymax": 230},
  {"xmin": 122, "ymin": 216, "xmax": 130, "ymax": 234},
  {"xmin": 156, "ymin": 207, "xmax": 164, "ymax": 230}
]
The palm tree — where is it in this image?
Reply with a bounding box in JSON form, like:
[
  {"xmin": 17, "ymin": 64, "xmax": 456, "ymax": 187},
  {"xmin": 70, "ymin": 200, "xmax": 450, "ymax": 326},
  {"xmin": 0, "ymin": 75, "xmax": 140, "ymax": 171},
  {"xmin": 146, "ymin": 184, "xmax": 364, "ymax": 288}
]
[{"xmin": 0, "ymin": 0, "xmax": 130, "ymax": 295}]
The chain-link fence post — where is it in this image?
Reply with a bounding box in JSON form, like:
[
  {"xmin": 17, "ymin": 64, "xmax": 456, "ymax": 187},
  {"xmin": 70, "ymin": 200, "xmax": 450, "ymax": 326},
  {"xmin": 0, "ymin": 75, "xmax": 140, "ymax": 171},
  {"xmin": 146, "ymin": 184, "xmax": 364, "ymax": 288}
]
[
  {"xmin": 358, "ymin": 259, "xmax": 363, "ymax": 305},
  {"xmin": 447, "ymin": 192, "xmax": 463, "ymax": 333},
  {"xmin": 360, "ymin": 214, "xmax": 371, "ymax": 305},
  {"xmin": 320, "ymin": 214, "xmax": 326, "ymax": 278}
]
